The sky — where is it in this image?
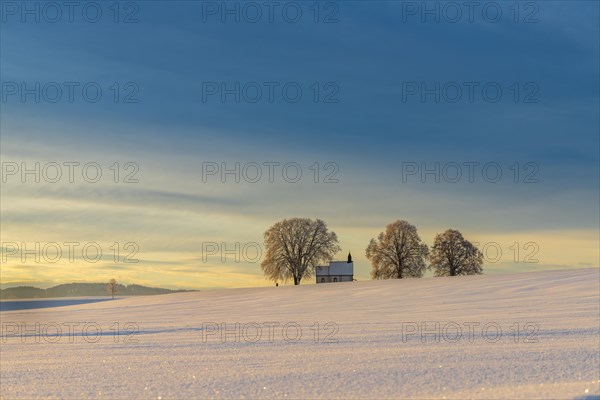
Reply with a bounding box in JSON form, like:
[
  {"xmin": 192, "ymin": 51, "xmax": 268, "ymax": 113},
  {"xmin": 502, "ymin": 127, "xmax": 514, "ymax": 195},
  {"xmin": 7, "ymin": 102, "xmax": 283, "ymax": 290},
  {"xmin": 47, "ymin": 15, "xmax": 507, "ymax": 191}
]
[{"xmin": 0, "ymin": 1, "xmax": 598, "ymax": 290}]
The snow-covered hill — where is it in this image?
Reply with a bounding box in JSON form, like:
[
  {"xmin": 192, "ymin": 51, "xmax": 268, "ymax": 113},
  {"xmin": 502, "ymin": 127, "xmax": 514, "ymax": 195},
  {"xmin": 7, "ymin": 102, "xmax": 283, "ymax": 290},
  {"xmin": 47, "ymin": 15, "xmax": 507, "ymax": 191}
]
[{"xmin": 1, "ymin": 268, "xmax": 599, "ymax": 399}]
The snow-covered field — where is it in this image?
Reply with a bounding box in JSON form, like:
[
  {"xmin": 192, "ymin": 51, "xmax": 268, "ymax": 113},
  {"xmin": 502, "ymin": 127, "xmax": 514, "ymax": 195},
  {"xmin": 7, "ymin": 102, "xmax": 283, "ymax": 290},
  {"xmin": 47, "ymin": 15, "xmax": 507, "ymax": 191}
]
[{"xmin": 1, "ymin": 268, "xmax": 599, "ymax": 399}]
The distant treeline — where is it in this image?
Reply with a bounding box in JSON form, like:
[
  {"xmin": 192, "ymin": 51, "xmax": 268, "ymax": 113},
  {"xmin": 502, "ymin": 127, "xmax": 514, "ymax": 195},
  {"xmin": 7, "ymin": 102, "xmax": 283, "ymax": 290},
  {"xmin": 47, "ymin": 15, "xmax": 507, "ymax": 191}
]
[{"xmin": 0, "ymin": 283, "xmax": 194, "ymax": 299}]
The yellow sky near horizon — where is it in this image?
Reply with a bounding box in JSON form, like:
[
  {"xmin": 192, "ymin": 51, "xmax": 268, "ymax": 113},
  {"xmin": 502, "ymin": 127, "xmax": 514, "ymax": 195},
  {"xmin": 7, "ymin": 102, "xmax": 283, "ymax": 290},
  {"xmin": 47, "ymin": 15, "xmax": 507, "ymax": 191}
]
[
  {"xmin": 2, "ymin": 221, "xmax": 598, "ymax": 289},
  {"xmin": 1, "ymin": 136, "xmax": 598, "ymax": 290}
]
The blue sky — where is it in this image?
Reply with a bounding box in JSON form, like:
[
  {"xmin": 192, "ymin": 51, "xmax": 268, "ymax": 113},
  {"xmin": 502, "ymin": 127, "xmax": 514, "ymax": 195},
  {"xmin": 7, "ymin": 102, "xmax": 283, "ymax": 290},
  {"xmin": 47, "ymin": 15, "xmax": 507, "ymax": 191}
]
[{"xmin": 1, "ymin": 1, "xmax": 598, "ymax": 289}]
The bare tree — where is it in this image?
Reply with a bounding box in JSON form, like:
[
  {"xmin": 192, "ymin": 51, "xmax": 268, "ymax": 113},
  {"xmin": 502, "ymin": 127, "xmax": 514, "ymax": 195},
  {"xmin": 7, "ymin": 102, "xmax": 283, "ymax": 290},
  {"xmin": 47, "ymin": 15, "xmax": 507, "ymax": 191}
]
[
  {"xmin": 261, "ymin": 218, "xmax": 341, "ymax": 285},
  {"xmin": 107, "ymin": 278, "xmax": 118, "ymax": 299},
  {"xmin": 430, "ymin": 229, "xmax": 483, "ymax": 276},
  {"xmin": 366, "ymin": 220, "xmax": 429, "ymax": 279}
]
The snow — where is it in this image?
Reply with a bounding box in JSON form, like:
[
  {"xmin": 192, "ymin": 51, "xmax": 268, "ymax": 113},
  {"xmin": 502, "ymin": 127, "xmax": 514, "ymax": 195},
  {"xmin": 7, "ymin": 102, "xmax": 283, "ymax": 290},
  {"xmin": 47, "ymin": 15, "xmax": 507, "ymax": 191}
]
[{"xmin": 1, "ymin": 268, "xmax": 599, "ymax": 399}]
